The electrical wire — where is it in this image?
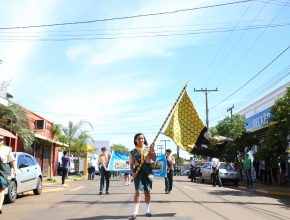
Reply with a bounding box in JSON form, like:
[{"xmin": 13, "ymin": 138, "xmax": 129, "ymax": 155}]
[
  {"xmin": 0, "ymin": 0, "xmax": 256, "ymax": 30},
  {"xmin": 209, "ymin": 44, "xmax": 290, "ymax": 110},
  {"xmin": 0, "ymin": 22, "xmax": 289, "ymax": 42}
]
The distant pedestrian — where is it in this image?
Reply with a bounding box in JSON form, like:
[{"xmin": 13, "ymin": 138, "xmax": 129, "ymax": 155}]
[
  {"xmin": 98, "ymin": 147, "xmax": 111, "ymax": 195},
  {"xmin": 211, "ymin": 157, "xmax": 222, "ymax": 187},
  {"xmin": 243, "ymin": 154, "xmax": 253, "ymax": 187},
  {"xmin": 0, "ymin": 136, "xmax": 17, "ymax": 214},
  {"xmin": 88, "ymin": 157, "xmax": 97, "ymax": 180},
  {"xmin": 190, "ymin": 157, "xmax": 197, "ymax": 182},
  {"xmin": 259, "ymin": 160, "xmax": 266, "ymax": 183},
  {"xmin": 129, "ymin": 133, "xmax": 156, "ymax": 219},
  {"xmin": 124, "ymin": 172, "xmax": 131, "ymax": 186},
  {"xmin": 61, "ymin": 151, "xmax": 70, "ymax": 186},
  {"xmin": 165, "ymin": 149, "xmax": 175, "ymax": 194}
]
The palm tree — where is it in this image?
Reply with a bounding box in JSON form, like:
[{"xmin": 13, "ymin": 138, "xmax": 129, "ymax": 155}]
[
  {"xmin": 73, "ymin": 131, "xmax": 95, "ymax": 175},
  {"xmin": 62, "ymin": 120, "xmax": 93, "ymax": 173},
  {"xmin": 48, "ymin": 123, "xmax": 61, "ymax": 179},
  {"xmin": 0, "ymin": 102, "xmax": 34, "ymax": 151}
]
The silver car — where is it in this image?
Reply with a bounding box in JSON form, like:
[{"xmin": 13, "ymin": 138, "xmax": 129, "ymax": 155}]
[
  {"xmin": 200, "ymin": 162, "xmax": 239, "ymax": 186},
  {"xmin": 4, "ymin": 152, "xmax": 43, "ymax": 203}
]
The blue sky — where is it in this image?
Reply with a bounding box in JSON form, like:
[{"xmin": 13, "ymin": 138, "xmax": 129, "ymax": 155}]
[{"xmin": 1, "ymin": 0, "xmax": 290, "ymax": 159}]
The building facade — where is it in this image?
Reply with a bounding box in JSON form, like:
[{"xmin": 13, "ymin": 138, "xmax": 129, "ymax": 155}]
[{"xmin": 238, "ymin": 82, "xmax": 290, "ymax": 179}]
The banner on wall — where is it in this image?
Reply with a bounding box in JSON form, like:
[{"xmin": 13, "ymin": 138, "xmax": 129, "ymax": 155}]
[{"xmin": 108, "ymin": 151, "xmax": 167, "ymax": 177}]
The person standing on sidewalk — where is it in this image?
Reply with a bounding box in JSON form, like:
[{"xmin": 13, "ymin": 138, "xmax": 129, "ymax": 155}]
[
  {"xmin": 61, "ymin": 151, "xmax": 70, "ymax": 187},
  {"xmin": 211, "ymin": 157, "xmax": 222, "ymax": 187},
  {"xmin": 88, "ymin": 157, "xmax": 97, "ymax": 180},
  {"xmin": 243, "ymin": 154, "xmax": 253, "ymax": 187},
  {"xmin": 0, "ymin": 136, "xmax": 17, "ymax": 214},
  {"xmin": 165, "ymin": 149, "xmax": 175, "ymax": 194},
  {"xmin": 98, "ymin": 147, "xmax": 111, "ymax": 195},
  {"xmin": 190, "ymin": 157, "xmax": 197, "ymax": 182},
  {"xmin": 129, "ymin": 133, "xmax": 156, "ymax": 219}
]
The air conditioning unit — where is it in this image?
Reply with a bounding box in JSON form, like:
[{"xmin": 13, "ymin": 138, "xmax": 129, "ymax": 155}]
[{"xmin": 36, "ymin": 120, "xmax": 46, "ymax": 130}]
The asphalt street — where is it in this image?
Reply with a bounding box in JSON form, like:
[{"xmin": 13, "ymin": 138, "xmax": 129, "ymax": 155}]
[{"xmin": 1, "ymin": 176, "xmax": 290, "ymax": 220}]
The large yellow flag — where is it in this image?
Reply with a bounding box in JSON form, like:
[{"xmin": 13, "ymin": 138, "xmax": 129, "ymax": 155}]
[{"xmin": 164, "ymin": 91, "xmax": 208, "ymax": 153}]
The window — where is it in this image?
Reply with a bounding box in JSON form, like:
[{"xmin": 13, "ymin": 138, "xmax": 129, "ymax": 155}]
[
  {"xmin": 17, "ymin": 155, "xmax": 26, "ymax": 168},
  {"xmin": 25, "ymin": 155, "xmax": 35, "ymax": 167},
  {"xmin": 35, "ymin": 120, "xmax": 46, "ymax": 130}
]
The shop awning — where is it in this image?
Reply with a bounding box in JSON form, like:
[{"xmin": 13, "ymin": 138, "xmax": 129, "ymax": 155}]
[
  {"xmin": 0, "ymin": 128, "xmax": 16, "ymax": 138},
  {"xmin": 35, "ymin": 133, "xmax": 68, "ymax": 147}
]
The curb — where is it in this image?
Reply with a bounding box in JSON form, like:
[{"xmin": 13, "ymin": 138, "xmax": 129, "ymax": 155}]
[{"xmin": 238, "ymin": 185, "xmax": 290, "ymax": 197}]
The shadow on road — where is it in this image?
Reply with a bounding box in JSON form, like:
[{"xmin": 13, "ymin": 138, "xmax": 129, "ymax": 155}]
[{"xmin": 68, "ymin": 212, "xmax": 177, "ymax": 220}]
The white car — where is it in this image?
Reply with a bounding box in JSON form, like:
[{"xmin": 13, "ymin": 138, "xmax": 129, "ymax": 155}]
[{"xmin": 4, "ymin": 152, "xmax": 43, "ymax": 203}]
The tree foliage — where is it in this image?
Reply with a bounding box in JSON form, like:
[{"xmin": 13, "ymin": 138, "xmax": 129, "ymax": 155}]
[
  {"xmin": 256, "ymin": 87, "xmax": 290, "ymax": 162},
  {"xmin": 111, "ymin": 144, "xmax": 129, "ymax": 153},
  {"xmin": 172, "ymin": 154, "xmax": 185, "ymax": 166},
  {"xmin": 61, "ymin": 120, "xmax": 93, "ymax": 156},
  {"xmin": 0, "ymin": 103, "xmax": 34, "ymax": 151},
  {"xmin": 209, "ymin": 114, "xmax": 258, "ymax": 162}
]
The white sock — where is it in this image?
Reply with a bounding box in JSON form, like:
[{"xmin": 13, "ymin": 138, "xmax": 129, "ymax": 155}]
[
  {"xmin": 145, "ymin": 203, "xmax": 150, "ymax": 213},
  {"xmin": 133, "ymin": 203, "xmax": 140, "ymax": 215}
]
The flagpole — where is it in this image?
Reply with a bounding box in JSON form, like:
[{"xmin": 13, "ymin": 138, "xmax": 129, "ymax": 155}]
[{"xmin": 152, "ymin": 81, "xmax": 189, "ymax": 145}]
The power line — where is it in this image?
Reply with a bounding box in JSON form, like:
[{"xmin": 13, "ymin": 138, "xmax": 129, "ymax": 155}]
[
  {"xmin": 209, "ymin": 65, "xmax": 290, "ymax": 123},
  {"xmin": 0, "ymin": 0, "xmax": 255, "ymax": 30},
  {"xmin": 209, "ymin": 44, "xmax": 290, "ymax": 110},
  {"xmin": 217, "ymin": 0, "xmax": 290, "ymax": 85},
  {"xmin": 1, "ymin": 22, "xmax": 289, "ymax": 42}
]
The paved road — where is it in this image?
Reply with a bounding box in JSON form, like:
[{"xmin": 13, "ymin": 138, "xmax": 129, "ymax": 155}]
[{"xmin": 2, "ymin": 176, "xmax": 290, "ymax": 220}]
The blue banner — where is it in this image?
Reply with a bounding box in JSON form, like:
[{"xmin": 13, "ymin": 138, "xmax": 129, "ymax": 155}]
[{"xmin": 108, "ymin": 151, "xmax": 167, "ymax": 177}]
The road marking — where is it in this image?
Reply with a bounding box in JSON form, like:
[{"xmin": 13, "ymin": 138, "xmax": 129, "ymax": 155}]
[{"xmin": 70, "ymin": 186, "xmax": 85, "ymax": 191}]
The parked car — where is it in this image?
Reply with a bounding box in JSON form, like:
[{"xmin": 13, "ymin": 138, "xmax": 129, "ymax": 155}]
[
  {"xmin": 4, "ymin": 152, "xmax": 42, "ymax": 203},
  {"xmin": 200, "ymin": 162, "xmax": 239, "ymax": 186}
]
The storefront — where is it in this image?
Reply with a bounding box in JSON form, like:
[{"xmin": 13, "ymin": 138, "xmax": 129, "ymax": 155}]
[{"xmin": 238, "ymin": 82, "xmax": 290, "ymax": 181}]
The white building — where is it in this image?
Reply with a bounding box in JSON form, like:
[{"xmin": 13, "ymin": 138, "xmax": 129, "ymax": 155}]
[{"xmin": 238, "ymin": 81, "xmax": 290, "ymax": 179}]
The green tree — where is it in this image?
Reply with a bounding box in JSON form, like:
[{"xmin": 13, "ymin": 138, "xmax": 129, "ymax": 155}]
[
  {"xmin": 172, "ymin": 154, "xmax": 185, "ymax": 166},
  {"xmin": 72, "ymin": 131, "xmax": 95, "ymax": 175},
  {"xmin": 256, "ymin": 87, "xmax": 290, "ymax": 164},
  {"xmin": 48, "ymin": 123, "xmax": 61, "ymax": 179},
  {"xmin": 61, "ymin": 120, "xmax": 93, "ymax": 157},
  {"xmin": 211, "ymin": 114, "xmax": 257, "ymax": 162},
  {"xmin": 111, "ymin": 144, "xmax": 129, "ymax": 153},
  {"xmin": 0, "ymin": 102, "xmax": 34, "ymax": 151}
]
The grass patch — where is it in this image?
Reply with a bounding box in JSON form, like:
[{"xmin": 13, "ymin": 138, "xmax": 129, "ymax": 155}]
[{"xmin": 44, "ymin": 178, "xmax": 57, "ymax": 183}]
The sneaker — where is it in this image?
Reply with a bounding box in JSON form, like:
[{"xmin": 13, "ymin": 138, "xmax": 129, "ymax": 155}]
[
  {"xmin": 99, "ymin": 192, "xmax": 103, "ymax": 195},
  {"xmin": 106, "ymin": 191, "xmax": 109, "ymax": 194},
  {"xmin": 165, "ymin": 191, "xmax": 168, "ymax": 194},
  {"xmin": 129, "ymin": 214, "xmax": 136, "ymax": 220},
  {"xmin": 62, "ymin": 183, "xmax": 69, "ymax": 187},
  {"xmin": 145, "ymin": 213, "xmax": 152, "ymax": 217}
]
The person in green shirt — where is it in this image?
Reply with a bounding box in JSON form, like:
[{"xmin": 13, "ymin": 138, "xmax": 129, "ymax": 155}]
[{"xmin": 243, "ymin": 154, "xmax": 253, "ymax": 187}]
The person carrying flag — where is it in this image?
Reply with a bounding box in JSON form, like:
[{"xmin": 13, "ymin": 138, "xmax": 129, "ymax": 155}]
[{"xmin": 129, "ymin": 133, "xmax": 156, "ymax": 219}]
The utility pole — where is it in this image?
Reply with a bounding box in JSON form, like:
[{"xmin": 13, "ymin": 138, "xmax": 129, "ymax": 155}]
[
  {"xmin": 160, "ymin": 139, "xmax": 170, "ymax": 151},
  {"xmin": 194, "ymin": 88, "xmax": 218, "ymax": 128},
  {"xmin": 227, "ymin": 105, "xmax": 234, "ymax": 117},
  {"xmin": 157, "ymin": 144, "xmax": 164, "ymax": 155},
  {"xmin": 176, "ymin": 145, "xmax": 180, "ymax": 166}
]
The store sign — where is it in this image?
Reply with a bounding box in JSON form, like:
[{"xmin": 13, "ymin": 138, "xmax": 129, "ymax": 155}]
[{"xmin": 246, "ymin": 108, "xmax": 272, "ymax": 131}]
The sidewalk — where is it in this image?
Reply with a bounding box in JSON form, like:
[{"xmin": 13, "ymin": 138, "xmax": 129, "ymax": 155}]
[
  {"xmin": 237, "ymin": 179, "xmax": 290, "ymax": 197},
  {"xmin": 42, "ymin": 175, "xmax": 87, "ymax": 193}
]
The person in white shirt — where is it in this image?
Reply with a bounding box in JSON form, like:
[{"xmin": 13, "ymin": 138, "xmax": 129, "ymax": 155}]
[
  {"xmin": 98, "ymin": 147, "xmax": 111, "ymax": 195},
  {"xmin": 211, "ymin": 157, "xmax": 222, "ymax": 187},
  {"xmin": 88, "ymin": 157, "xmax": 97, "ymax": 180},
  {"xmin": 190, "ymin": 157, "xmax": 197, "ymax": 182},
  {"xmin": 0, "ymin": 135, "xmax": 17, "ymax": 214}
]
